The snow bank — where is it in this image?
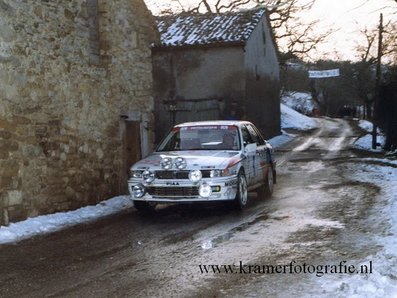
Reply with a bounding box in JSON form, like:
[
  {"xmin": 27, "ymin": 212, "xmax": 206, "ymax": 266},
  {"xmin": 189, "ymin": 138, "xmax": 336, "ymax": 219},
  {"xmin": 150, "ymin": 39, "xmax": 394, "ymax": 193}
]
[
  {"xmin": 268, "ymin": 131, "xmax": 294, "ymax": 148},
  {"xmin": 268, "ymin": 102, "xmax": 318, "ymax": 148},
  {"xmin": 266, "ymin": 92, "xmax": 319, "ymax": 148},
  {"xmin": 358, "ymin": 120, "xmax": 381, "ymax": 134},
  {"xmin": 281, "ymin": 103, "xmax": 318, "ymax": 131},
  {"xmin": 358, "ymin": 120, "xmax": 374, "ymax": 133},
  {"xmin": 0, "ymin": 196, "xmax": 133, "ymax": 245},
  {"xmin": 353, "ymin": 134, "xmax": 385, "ymax": 152},
  {"xmin": 353, "ymin": 119, "xmax": 386, "ymax": 152},
  {"xmin": 281, "ymin": 91, "xmax": 317, "ymax": 115}
]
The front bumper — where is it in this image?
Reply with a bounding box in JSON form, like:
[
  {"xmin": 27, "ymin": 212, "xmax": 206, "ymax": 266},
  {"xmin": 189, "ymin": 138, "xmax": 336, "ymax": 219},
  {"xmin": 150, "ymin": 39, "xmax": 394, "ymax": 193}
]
[{"xmin": 128, "ymin": 176, "xmax": 238, "ymax": 203}]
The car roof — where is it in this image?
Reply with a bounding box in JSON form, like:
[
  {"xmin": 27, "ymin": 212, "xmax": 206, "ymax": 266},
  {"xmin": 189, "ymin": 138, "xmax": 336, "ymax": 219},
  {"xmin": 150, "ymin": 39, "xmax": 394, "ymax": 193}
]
[{"xmin": 175, "ymin": 120, "xmax": 252, "ymax": 128}]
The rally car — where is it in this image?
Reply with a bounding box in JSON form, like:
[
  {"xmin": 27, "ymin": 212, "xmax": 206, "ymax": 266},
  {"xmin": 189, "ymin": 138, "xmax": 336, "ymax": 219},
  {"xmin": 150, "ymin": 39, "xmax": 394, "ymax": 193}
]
[{"xmin": 128, "ymin": 120, "xmax": 276, "ymax": 211}]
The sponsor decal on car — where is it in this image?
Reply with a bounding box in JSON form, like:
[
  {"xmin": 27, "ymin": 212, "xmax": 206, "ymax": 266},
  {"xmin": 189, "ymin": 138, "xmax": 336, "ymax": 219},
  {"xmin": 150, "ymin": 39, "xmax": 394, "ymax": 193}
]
[
  {"xmin": 225, "ymin": 179, "xmax": 238, "ymax": 186},
  {"xmin": 180, "ymin": 125, "xmax": 238, "ymax": 131},
  {"xmin": 166, "ymin": 182, "xmax": 180, "ymax": 185}
]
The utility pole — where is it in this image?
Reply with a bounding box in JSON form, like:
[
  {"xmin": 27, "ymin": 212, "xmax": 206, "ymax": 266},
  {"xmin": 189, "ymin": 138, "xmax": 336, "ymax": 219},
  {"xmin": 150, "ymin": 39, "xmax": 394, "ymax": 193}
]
[{"xmin": 372, "ymin": 13, "xmax": 383, "ymax": 149}]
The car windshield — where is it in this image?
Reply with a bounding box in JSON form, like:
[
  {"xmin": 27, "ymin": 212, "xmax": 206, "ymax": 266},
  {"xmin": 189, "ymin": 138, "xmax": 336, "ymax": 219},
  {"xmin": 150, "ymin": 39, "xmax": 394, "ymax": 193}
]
[{"xmin": 156, "ymin": 125, "xmax": 241, "ymax": 151}]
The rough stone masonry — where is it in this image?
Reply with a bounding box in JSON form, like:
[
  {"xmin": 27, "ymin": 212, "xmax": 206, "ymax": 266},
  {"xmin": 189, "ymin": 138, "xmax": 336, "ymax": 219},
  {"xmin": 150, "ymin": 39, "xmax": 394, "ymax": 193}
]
[{"xmin": 0, "ymin": 0, "xmax": 159, "ymax": 225}]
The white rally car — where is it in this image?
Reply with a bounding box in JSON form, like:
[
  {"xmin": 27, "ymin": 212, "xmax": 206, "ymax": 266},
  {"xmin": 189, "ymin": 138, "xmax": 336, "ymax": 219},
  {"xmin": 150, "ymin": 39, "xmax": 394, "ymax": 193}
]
[{"xmin": 128, "ymin": 121, "xmax": 276, "ymax": 211}]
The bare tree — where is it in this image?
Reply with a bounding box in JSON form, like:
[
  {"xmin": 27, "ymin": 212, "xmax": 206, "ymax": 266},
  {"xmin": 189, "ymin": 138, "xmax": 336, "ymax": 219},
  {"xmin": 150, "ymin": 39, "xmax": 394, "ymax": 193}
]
[
  {"xmin": 356, "ymin": 21, "xmax": 397, "ymax": 65},
  {"xmin": 186, "ymin": 0, "xmax": 291, "ymax": 13},
  {"xmin": 261, "ymin": 0, "xmax": 332, "ymax": 62},
  {"xmin": 383, "ymin": 23, "xmax": 397, "ymax": 64},
  {"xmin": 354, "ymin": 19, "xmax": 397, "ymax": 119},
  {"xmin": 354, "ymin": 25, "xmax": 380, "ymax": 119},
  {"xmin": 270, "ymin": 1, "xmax": 332, "ymax": 62}
]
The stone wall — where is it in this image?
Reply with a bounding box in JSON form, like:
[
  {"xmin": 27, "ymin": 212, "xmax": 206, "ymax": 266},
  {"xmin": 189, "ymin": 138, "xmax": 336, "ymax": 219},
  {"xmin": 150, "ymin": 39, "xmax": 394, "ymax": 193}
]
[{"xmin": 0, "ymin": 0, "xmax": 158, "ymax": 225}]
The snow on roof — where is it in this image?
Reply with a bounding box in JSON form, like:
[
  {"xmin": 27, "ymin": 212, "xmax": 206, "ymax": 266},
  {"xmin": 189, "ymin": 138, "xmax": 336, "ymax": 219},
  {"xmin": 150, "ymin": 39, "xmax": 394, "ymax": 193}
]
[{"xmin": 155, "ymin": 8, "xmax": 266, "ymax": 48}]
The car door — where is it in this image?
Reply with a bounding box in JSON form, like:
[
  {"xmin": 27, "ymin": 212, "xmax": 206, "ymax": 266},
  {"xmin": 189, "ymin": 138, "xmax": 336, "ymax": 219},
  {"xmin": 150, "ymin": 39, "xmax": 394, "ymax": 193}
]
[
  {"xmin": 240, "ymin": 125, "xmax": 256, "ymax": 186},
  {"xmin": 246, "ymin": 124, "xmax": 267, "ymax": 184}
]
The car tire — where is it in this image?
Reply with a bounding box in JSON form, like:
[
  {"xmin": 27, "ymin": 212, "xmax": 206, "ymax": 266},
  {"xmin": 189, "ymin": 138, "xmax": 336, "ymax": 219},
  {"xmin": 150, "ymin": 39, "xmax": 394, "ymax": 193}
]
[
  {"xmin": 133, "ymin": 201, "xmax": 157, "ymax": 212},
  {"xmin": 234, "ymin": 171, "xmax": 248, "ymax": 210},
  {"xmin": 258, "ymin": 166, "xmax": 274, "ymax": 199}
]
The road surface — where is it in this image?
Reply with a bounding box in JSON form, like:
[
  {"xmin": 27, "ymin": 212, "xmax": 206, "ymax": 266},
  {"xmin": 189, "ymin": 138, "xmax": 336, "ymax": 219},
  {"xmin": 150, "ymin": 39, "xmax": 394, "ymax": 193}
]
[{"xmin": 0, "ymin": 117, "xmax": 394, "ymax": 297}]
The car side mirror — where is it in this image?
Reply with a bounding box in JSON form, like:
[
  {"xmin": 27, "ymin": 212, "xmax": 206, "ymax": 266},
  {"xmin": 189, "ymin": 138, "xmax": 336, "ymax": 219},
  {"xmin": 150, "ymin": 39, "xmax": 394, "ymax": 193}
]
[{"xmin": 245, "ymin": 143, "xmax": 257, "ymax": 153}]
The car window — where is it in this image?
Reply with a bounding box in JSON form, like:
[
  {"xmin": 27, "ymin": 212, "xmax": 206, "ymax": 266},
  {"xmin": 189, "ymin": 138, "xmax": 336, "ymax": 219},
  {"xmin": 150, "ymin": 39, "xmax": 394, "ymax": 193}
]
[
  {"xmin": 241, "ymin": 125, "xmax": 254, "ymax": 145},
  {"xmin": 156, "ymin": 125, "xmax": 241, "ymax": 151},
  {"xmin": 247, "ymin": 124, "xmax": 265, "ymax": 145}
]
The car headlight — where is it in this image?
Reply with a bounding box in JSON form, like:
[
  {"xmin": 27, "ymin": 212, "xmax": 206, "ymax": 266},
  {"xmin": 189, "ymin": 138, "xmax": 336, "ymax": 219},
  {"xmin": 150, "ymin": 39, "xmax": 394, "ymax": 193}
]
[
  {"xmin": 130, "ymin": 170, "xmax": 143, "ymax": 178},
  {"xmin": 161, "ymin": 157, "xmax": 173, "ymax": 169},
  {"xmin": 210, "ymin": 169, "xmax": 231, "ymax": 177},
  {"xmin": 132, "ymin": 184, "xmax": 145, "ymax": 198},
  {"xmin": 175, "ymin": 157, "xmax": 187, "ymax": 170},
  {"xmin": 199, "ymin": 183, "xmax": 212, "ymax": 198},
  {"xmin": 189, "ymin": 169, "xmax": 202, "ymax": 183},
  {"xmin": 142, "ymin": 170, "xmax": 155, "ymax": 183}
]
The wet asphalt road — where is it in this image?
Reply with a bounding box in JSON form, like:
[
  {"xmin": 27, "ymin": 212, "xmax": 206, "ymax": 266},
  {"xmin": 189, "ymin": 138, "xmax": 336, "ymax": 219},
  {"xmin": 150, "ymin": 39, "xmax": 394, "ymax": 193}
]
[{"xmin": 0, "ymin": 118, "xmax": 388, "ymax": 297}]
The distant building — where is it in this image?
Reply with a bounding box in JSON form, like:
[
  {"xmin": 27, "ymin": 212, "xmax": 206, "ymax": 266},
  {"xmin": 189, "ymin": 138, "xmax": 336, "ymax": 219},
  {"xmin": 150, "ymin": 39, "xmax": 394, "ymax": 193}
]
[{"xmin": 152, "ymin": 8, "xmax": 281, "ymax": 143}]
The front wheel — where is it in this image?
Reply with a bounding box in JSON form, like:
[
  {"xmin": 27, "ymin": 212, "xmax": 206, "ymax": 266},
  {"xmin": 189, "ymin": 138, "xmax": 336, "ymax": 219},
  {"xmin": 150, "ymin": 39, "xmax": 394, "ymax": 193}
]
[
  {"xmin": 133, "ymin": 200, "xmax": 157, "ymax": 212},
  {"xmin": 234, "ymin": 171, "xmax": 248, "ymax": 210}
]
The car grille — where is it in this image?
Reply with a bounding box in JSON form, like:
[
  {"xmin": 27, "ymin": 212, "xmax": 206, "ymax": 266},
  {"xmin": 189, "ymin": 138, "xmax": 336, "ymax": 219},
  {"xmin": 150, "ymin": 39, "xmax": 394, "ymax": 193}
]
[
  {"xmin": 155, "ymin": 170, "xmax": 211, "ymax": 179},
  {"xmin": 146, "ymin": 186, "xmax": 199, "ymax": 198}
]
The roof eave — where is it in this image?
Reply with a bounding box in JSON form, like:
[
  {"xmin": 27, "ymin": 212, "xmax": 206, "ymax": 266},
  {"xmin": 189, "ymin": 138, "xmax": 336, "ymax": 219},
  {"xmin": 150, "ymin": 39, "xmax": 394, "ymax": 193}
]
[{"xmin": 151, "ymin": 41, "xmax": 246, "ymax": 51}]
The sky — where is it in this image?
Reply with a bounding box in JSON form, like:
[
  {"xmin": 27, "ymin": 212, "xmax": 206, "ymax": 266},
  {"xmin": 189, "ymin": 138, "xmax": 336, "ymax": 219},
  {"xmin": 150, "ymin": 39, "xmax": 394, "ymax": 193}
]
[
  {"xmin": 303, "ymin": 0, "xmax": 397, "ymax": 60},
  {"xmin": 144, "ymin": 0, "xmax": 397, "ymax": 61}
]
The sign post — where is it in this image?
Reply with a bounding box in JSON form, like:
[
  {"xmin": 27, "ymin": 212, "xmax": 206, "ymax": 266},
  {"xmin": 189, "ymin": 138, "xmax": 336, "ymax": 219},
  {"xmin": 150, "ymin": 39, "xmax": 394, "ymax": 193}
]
[{"xmin": 372, "ymin": 13, "xmax": 383, "ymax": 150}]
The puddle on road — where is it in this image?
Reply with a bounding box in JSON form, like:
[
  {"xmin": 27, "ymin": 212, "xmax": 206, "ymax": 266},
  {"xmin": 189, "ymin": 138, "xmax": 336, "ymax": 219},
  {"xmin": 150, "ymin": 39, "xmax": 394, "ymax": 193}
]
[{"xmin": 200, "ymin": 213, "xmax": 272, "ymax": 250}]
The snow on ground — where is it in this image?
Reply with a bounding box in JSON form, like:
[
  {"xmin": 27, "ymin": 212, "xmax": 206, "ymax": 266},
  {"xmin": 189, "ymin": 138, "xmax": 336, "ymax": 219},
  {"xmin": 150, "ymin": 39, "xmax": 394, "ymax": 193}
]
[
  {"xmin": 353, "ymin": 134, "xmax": 385, "ymax": 152},
  {"xmin": 281, "ymin": 91, "xmax": 317, "ymax": 115},
  {"xmin": 0, "ymin": 196, "xmax": 133, "ymax": 245},
  {"xmin": 358, "ymin": 119, "xmax": 381, "ymax": 134},
  {"xmin": 268, "ymin": 130, "xmax": 294, "ymax": 148},
  {"xmin": 318, "ymin": 119, "xmax": 397, "ymax": 297},
  {"xmin": 319, "ymin": 161, "xmax": 397, "ymax": 297},
  {"xmin": 280, "ymin": 103, "xmax": 318, "ymax": 131},
  {"xmin": 353, "ymin": 119, "xmax": 385, "ymax": 152},
  {"xmin": 268, "ymin": 93, "xmax": 319, "ymax": 147}
]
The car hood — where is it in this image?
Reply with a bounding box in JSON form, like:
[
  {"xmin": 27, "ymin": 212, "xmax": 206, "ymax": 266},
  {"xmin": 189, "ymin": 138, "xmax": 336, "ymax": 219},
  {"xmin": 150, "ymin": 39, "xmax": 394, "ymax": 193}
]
[{"xmin": 131, "ymin": 151, "xmax": 243, "ymax": 170}]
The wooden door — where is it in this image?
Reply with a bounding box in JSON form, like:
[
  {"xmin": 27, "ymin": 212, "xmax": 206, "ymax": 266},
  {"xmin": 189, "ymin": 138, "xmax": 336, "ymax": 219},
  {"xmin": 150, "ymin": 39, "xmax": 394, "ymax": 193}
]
[{"xmin": 125, "ymin": 121, "xmax": 141, "ymax": 174}]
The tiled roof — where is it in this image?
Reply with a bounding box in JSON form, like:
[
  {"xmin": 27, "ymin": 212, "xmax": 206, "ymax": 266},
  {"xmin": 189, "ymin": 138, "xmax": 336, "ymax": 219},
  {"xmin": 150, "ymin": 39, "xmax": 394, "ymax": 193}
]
[{"xmin": 155, "ymin": 8, "xmax": 266, "ymax": 48}]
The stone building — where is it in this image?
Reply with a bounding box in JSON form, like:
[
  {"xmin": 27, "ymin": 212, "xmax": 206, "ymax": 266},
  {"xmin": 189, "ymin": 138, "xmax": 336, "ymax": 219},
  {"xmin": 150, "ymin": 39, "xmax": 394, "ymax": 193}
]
[
  {"xmin": 0, "ymin": 0, "xmax": 159, "ymax": 225},
  {"xmin": 152, "ymin": 8, "xmax": 280, "ymax": 143}
]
